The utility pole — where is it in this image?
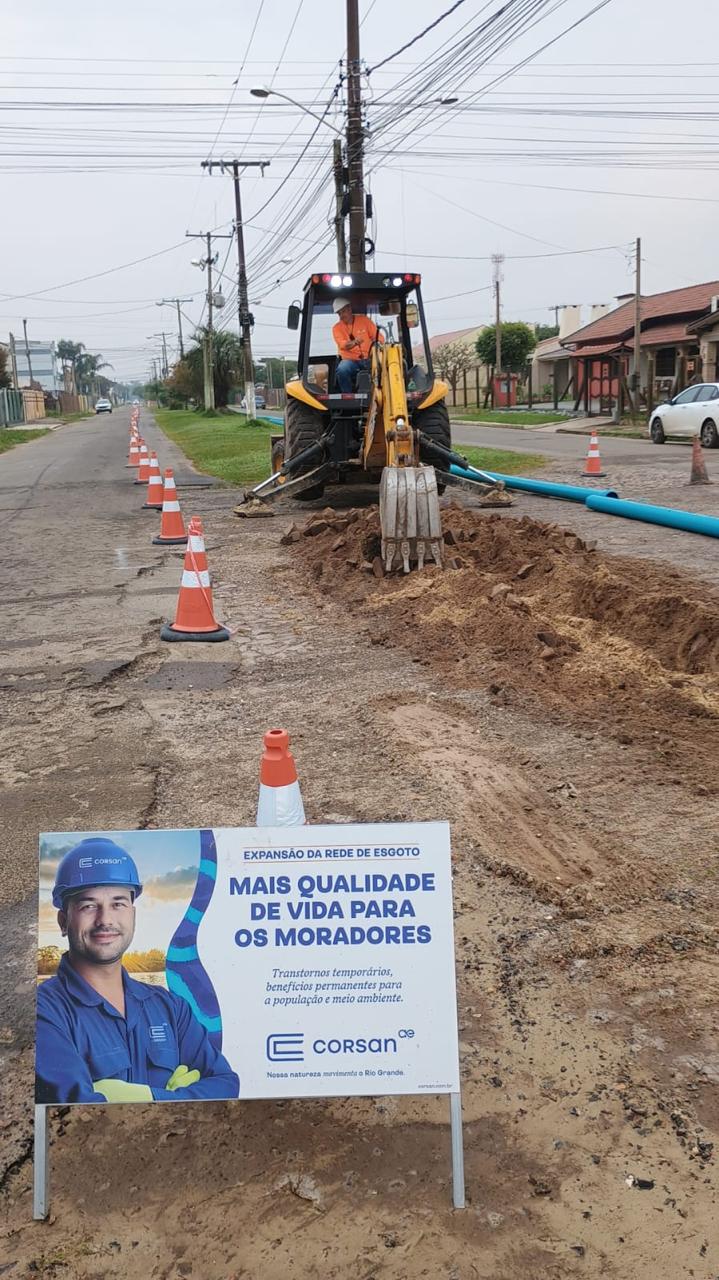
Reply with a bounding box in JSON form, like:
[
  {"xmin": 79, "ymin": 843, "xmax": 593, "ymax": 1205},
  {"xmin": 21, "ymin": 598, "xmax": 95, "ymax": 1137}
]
[
  {"xmin": 201, "ymin": 159, "xmax": 270, "ymax": 419},
  {"xmin": 158, "ymin": 298, "xmax": 192, "ymax": 360},
  {"xmin": 8, "ymin": 333, "xmax": 18, "ymax": 389},
  {"xmin": 22, "ymin": 318, "xmax": 34, "ymax": 388},
  {"xmin": 492, "ymin": 254, "xmax": 504, "ymax": 408},
  {"xmin": 333, "ymin": 137, "xmax": 348, "ymax": 271},
  {"xmin": 632, "ymin": 236, "xmax": 642, "ymax": 408},
  {"xmin": 147, "ymin": 332, "xmax": 169, "ymax": 378},
  {"xmin": 346, "ymin": 0, "xmax": 366, "ymax": 271},
  {"xmin": 205, "ymin": 233, "xmax": 215, "ymax": 411},
  {"xmin": 186, "ymin": 229, "xmax": 233, "ymax": 411}
]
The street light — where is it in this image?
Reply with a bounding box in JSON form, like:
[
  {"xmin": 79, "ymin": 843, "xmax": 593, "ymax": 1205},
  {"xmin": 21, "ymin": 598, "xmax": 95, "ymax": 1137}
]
[{"xmin": 250, "ymin": 85, "xmax": 343, "ymax": 135}]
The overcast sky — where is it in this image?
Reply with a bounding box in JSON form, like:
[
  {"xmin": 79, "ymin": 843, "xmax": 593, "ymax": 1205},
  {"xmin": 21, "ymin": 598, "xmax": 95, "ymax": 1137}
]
[{"xmin": 2, "ymin": 0, "xmax": 717, "ymax": 383}]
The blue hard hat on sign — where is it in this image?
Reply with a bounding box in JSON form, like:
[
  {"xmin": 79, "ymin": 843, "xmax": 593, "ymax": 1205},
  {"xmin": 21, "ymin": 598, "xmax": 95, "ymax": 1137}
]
[{"xmin": 52, "ymin": 837, "xmax": 143, "ymax": 909}]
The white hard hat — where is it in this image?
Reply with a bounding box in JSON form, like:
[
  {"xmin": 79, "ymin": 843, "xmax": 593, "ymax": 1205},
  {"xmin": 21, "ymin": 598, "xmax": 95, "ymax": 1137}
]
[{"xmin": 332, "ymin": 297, "xmax": 351, "ymax": 314}]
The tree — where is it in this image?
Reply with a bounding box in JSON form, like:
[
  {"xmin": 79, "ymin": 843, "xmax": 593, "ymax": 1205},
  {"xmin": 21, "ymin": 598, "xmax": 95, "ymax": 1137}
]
[
  {"xmin": 253, "ymin": 356, "xmax": 297, "ymax": 388},
  {"xmin": 57, "ymin": 339, "xmax": 85, "ymax": 392},
  {"xmin": 167, "ymin": 358, "xmax": 200, "ymax": 403},
  {"xmin": 75, "ymin": 352, "xmax": 113, "ymax": 396},
  {"xmin": 432, "ymin": 340, "xmax": 476, "ymax": 397},
  {"xmin": 476, "ymin": 322, "xmax": 537, "ymax": 373},
  {"xmin": 182, "ymin": 328, "xmax": 243, "ymax": 408},
  {"xmin": 37, "ymin": 945, "xmax": 63, "ymax": 975},
  {"xmin": 0, "ymin": 345, "xmax": 10, "ymax": 390},
  {"xmin": 535, "ymin": 323, "xmax": 559, "ymax": 342}
]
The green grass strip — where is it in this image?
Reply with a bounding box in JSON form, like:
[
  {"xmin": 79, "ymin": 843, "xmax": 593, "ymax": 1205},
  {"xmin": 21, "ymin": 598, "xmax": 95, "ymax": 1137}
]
[
  {"xmin": 450, "ymin": 410, "xmax": 564, "ymax": 426},
  {"xmin": 461, "ymin": 445, "xmax": 545, "ymax": 475},
  {"xmin": 0, "ymin": 428, "xmax": 50, "ymax": 454},
  {"xmin": 154, "ymin": 409, "xmax": 546, "ymax": 485},
  {"xmin": 154, "ymin": 410, "xmax": 276, "ymax": 485}
]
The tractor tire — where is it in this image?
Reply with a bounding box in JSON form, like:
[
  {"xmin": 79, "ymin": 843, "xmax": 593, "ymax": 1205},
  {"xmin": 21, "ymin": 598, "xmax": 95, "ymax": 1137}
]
[
  {"xmin": 270, "ymin": 437, "xmax": 286, "ymax": 483},
  {"xmin": 285, "ymin": 397, "xmax": 326, "ymax": 501},
  {"xmin": 414, "ymin": 401, "xmax": 452, "ymax": 454},
  {"xmin": 414, "ymin": 401, "xmax": 451, "ymax": 493}
]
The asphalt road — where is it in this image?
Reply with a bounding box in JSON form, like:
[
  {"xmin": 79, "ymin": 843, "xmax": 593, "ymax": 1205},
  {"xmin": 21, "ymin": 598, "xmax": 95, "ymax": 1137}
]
[
  {"xmin": 0, "ymin": 409, "xmax": 219, "ymax": 1052},
  {"xmin": 450, "ymin": 420, "xmax": 692, "ymax": 465}
]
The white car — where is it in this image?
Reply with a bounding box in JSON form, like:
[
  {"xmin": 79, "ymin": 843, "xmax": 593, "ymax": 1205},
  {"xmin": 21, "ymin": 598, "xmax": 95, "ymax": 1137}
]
[
  {"xmin": 95, "ymin": 398, "xmax": 112, "ymax": 414},
  {"xmin": 649, "ymin": 382, "xmax": 719, "ymax": 446}
]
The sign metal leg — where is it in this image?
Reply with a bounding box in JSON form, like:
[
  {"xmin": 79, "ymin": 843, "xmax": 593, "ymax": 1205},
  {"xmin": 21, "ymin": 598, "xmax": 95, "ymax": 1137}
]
[
  {"xmin": 449, "ymin": 1091, "xmax": 465, "ymax": 1209},
  {"xmin": 33, "ymin": 1105, "xmax": 49, "ymax": 1220}
]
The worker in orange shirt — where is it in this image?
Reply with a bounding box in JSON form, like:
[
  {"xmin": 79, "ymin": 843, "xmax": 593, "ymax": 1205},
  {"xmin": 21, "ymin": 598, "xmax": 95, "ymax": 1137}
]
[{"xmin": 332, "ymin": 297, "xmax": 382, "ymax": 392}]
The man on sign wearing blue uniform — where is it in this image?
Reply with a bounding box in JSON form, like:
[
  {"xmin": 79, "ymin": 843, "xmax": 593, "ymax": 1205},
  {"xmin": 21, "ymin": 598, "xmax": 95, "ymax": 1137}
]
[{"xmin": 36, "ymin": 837, "xmax": 239, "ymax": 1104}]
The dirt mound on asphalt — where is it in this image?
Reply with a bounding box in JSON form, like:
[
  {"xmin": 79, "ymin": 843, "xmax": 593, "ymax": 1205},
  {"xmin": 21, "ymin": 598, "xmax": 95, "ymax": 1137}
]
[{"xmin": 288, "ymin": 503, "xmax": 719, "ymax": 774}]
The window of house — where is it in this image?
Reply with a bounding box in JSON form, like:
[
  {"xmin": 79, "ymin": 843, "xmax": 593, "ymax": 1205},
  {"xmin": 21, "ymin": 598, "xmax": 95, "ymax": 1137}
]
[{"xmin": 654, "ymin": 347, "xmax": 675, "ymax": 377}]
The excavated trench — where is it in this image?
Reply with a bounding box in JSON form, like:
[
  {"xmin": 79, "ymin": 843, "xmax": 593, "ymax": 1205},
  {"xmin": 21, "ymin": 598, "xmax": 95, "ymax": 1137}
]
[{"xmin": 289, "ymin": 502, "xmax": 719, "ymax": 782}]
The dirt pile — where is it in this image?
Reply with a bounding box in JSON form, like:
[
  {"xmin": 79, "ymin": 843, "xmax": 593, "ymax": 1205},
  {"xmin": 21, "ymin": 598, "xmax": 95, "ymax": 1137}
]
[{"xmin": 289, "ymin": 503, "xmax": 719, "ymax": 774}]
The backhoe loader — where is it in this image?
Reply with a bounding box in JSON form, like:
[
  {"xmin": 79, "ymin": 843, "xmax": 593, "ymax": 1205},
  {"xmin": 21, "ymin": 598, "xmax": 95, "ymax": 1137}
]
[{"xmin": 240, "ymin": 270, "xmax": 501, "ymax": 569}]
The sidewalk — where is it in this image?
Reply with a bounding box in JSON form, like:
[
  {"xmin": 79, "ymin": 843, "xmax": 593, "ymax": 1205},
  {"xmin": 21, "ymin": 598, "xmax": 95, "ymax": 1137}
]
[{"xmin": 449, "ymin": 414, "xmax": 616, "ymax": 435}]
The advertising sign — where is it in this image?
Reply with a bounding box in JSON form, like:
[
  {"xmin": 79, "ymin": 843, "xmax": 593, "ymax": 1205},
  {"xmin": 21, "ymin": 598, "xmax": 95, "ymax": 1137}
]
[{"xmin": 36, "ymin": 822, "xmax": 459, "ymax": 1104}]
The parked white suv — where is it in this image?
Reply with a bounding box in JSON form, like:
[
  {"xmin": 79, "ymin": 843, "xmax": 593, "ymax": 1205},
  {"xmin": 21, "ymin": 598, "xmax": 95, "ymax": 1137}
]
[{"xmin": 648, "ymin": 382, "xmax": 719, "ymax": 446}]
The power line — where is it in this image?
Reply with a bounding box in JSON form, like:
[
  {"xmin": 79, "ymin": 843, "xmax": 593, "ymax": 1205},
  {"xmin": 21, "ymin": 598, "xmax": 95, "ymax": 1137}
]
[{"xmin": 368, "ymin": 0, "xmax": 468, "ymax": 75}]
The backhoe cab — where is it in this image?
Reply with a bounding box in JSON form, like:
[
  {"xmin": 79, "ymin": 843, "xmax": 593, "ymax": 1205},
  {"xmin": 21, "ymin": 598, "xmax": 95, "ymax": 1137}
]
[{"xmin": 250, "ymin": 271, "xmax": 462, "ymax": 571}]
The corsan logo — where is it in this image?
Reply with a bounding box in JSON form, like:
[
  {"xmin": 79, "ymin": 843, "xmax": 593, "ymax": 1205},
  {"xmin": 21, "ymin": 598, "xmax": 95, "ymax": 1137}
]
[
  {"xmin": 266, "ymin": 1031, "xmax": 406, "ymax": 1063},
  {"xmin": 313, "ymin": 1035, "xmax": 399, "ymax": 1056}
]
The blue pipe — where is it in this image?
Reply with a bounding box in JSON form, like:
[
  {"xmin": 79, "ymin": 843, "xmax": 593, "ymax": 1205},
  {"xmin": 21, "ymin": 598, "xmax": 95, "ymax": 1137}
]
[
  {"xmin": 585, "ymin": 493, "xmax": 719, "ymax": 539},
  {"xmin": 449, "ymin": 462, "xmax": 618, "ymax": 504}
]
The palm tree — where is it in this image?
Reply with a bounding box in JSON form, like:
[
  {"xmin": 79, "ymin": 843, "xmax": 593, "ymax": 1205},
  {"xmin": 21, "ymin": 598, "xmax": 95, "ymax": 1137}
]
[
  {"xmin": 56, "ymin": 339, "xmax": 85, "ymax": 393},
  {"xmin": 182, "ymin": 328, "xmax": 242, "ymax": 408},
  {"xmin": 75, "ymin": 352, "xmax": 113, "ymax": 397}
]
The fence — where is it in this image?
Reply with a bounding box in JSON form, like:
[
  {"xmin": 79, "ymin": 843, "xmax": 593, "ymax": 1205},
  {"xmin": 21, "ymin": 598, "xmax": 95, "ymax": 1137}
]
[
  {"xmin": 443, "ymin": 366, "xmax": 493, "ymax": 410},
  {"xmin": 57, "ymin": 392, "xmax": 90, "ymax": 415},
  {"xmin": 22, "ymin": 389, "xmax": 46, "ymax": 422},
  {"xmin": 0, "ymin": 388, "xmax": 24, "ymax": 427}
]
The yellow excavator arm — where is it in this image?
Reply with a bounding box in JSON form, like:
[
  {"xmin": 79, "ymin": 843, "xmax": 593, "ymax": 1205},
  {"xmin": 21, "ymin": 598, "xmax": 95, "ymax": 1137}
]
[{"xmin": 363, "ymin": 339, "xmax": 443, "ymax": 573}]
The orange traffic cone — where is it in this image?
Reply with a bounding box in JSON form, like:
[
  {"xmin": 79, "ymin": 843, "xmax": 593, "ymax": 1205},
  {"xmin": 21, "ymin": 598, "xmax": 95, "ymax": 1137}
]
[
  {"xmin": 160, "ymin": 516, "xmax": 229, "ymax": 642},
  {"xmin": 689, "ymin": 434, "xmax": 712, "ymax": 485},
  {"xmin": 256, "ymin": 728, "xmax": 306, "ymax": 826},
  {"xmin": 582, "ymin": 431, "xmax": 606, "ymax": 478},
  {"xmin": 142, "ymin": 451, "xmax": 164, "ymax": 509},
  {"xmin": 152, "ymin": 469, "xmax": 187, "ymax": 544},
  {"xmin": 127, "ymin": 435, "xmax": 140, "ymax": 468},
  {"xmin": 134, "ymin": 440, "xmax": 150, "ymax": 485}
]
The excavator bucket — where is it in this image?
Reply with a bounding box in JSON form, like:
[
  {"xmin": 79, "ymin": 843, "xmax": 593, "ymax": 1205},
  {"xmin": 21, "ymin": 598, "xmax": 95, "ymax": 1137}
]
[{"xmin": 379, "ymin": 464, "xmax": 444, "ymax": 573}]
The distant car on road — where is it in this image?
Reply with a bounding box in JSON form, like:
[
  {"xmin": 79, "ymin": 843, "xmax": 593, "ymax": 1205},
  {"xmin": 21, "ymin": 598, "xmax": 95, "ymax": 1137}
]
[
  {"xmin": 132, "ymin": 398, "xmax": 140, "ymax": 406},
  {"xmin": 240, "ymin": 393, "xmax": 266, "ymax": 411},
  {"xmin": 649, "ymin": 382, "xmax": 719, "ymax": 446},
  {"xmin": 95, "ymin": 398, "xmax": 113, "ymax": 414}
]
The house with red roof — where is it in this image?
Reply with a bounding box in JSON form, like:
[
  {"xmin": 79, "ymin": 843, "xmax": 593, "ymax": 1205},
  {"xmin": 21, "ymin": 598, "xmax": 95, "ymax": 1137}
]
[{"xmin": 560, "ymin": 280, "xmax": 719, "ymax": 414}]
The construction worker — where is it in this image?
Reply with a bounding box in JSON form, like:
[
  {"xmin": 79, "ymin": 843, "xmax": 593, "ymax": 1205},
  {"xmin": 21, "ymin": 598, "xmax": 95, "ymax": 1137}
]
[
  {"xmin": 36, "ymin": 836, "xmax": 239, "ymax": 1104},
  {"xmin": 332, "ymin": 297, "xmax": 382, "ymax": 392}
]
